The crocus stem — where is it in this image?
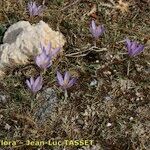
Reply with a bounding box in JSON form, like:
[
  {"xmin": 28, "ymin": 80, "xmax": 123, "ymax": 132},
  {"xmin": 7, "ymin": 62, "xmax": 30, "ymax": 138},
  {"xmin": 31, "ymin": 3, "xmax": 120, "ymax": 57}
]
[
  {"xmin": 31, "ymin": 93, "xmax": 36, "ymax": 111},
  {"xmin": 41, "ymin": 70, "xmax": 46, "ymax": 76},
  {"xmin": 31, "ymin": 100, "xmax": 34, "ymax": 110},
  {"xmin": 64, "ymin": 89, "xmax": 68, "ymax": 101},
  {"xmin": 30, "ymin": 16, "xmax": 33, "ymax": 22},
  {"xmin": 127, "ymin": 59, "xmax": 131, "ymax": 76},
  {"xmin": 43, "ymin": 69, "xmax": 46, "ymax": 75},
  {"xmin": 94, "ymin": 39, "xmax": 97, "ymax": 47}
]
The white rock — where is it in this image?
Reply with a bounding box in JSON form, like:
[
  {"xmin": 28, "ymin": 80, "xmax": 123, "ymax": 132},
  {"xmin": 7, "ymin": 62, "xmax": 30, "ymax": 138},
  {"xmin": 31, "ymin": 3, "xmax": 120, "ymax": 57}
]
[
  {"xmin": 90, "ymin": 79, "xmax": 97, "ymax": 86},
  {"xmin": 104, "ymin": 96, "xmax": 112, "ymax": 101},
  {"xmin": 0, "ymin": 94, "xmax": 8, "ymax": 103},
  {"xmin": 106, "ymin": 122, "xmax": 112, "ymax": 127},
  {"xmin": 4, "ymin": 123, "xmax": 11, "ymax": 130},
  {"xmin": 129, "ymin": 117, "xmax": 133, "ymax": 121},
  {"xmin": 0, "ymin": 20, "xmax": 66, "ymax": 77}
]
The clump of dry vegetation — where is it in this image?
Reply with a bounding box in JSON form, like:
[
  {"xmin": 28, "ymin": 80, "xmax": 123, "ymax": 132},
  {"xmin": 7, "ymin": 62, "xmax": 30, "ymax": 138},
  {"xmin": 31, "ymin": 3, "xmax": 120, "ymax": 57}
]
[{"xmin": 0, "ymin": 0, "xmax": 150, "ymax": 150}]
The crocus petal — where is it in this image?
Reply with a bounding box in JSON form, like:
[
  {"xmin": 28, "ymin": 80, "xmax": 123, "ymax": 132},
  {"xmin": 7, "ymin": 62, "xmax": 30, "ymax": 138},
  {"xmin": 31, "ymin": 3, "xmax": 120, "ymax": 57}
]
[
  {"xmin": 35, "ymin": 55, "xmax": 41, "ymax": 66},
  {"xmin": 90, "ymin": 21, "xmax": 104, "ymax": 39},
  {"xmin": 31, "ymin": 2, "xmax": 37, "ymax": 15},
  {"xmin": 32, "ymin": 76, "xmax": 43, "ymax": 92},
  {"xmin": 46, "ymin": 60, "xmax": 52, "ymax": 68},
  {"xmin": 91, "ymin": 20, "xmax": 96, "ymax": 30},
  {"xmin": 35, "ymin": 84, "xmax": 43, "ymax": 92},
  {"xmin": 32, "ymin": 2, "xmax": 37, "ymax": 9},
  {"xmin": 125, "ymin": 38, "xmax": 132, "ymax": 51},
  {"xmin": 133, "ymin": 45, "xmax": 144, "ymax": 56},
  {"xmin": 35, "ymin": 51, "xmax": 51, "ymax": 69},
  {"xmin": 45, "ymin": 43, "xmax": 51, "ymax": 55},
  {"xmin": 98, "ymin": 25, "xmax": 105, "ymax": 35},
  {"xmin": 28, "ymin": 1, "xmax": 42, "ymax": 16},
  {"xmin": 97, "ymin": 26, "xmax": 102, "ymax": 34},
  {"xmin": 37, "ymin": 5, "xmax": 43, "ymax": 15},
  {"xmin": 67, "ymin": 78, "xmax": 76, "ymax": 88},
  {"xmin": 89, "ymin": 26, "xmax": 94, "ymax": 34},
  {"xmin": 128, "ymin": 49, "xmax": 133, "ymax": 56},
  {"xmin": 50, "ymin": 47, "xmax": 61, "ymax": 57},
  {"xmin": 35, "ymin": 77, "xmax": 43, "ymax": 92},
  {"xmin": 126, "ymin": 38, "xmax": 131, "ymax": 46},
  {"xmin": 33, "ymin": 77, "xmax": 40, "ymax": 91},
  {"xmin": 95, "ymin": 26, "xmax": 103, "ymax": 38},
  {"xmin": 125, "ymin": 38, "xmax": 144, "ymax": 57},
  {"xmin": 57, "ymin": 71, "xmax": 77, "ymax": 90},
  {"xmin": 57, "ymin": 71, "xmax": 64, "ymax": 86},
  {"xmin": 46, "ymin": 55, "xmax": 51, "ymax": 62},
  {"xmin": 26, "ymin": 79, "xmax": 32, "ymax": 89},
  {"xmin": 40, "ymin": 42, "xmax": 44, "ymax": 51},
  {"xmin": 42, "ymin": 56, "xmax": 51, "ymax": 68},
  {"xmin": 40, "ymin": 52, "xmax": 47, "ymax": 60},
  {"xmin": 30, "ymin": 77, "xmax": 34, "ymax": 86},
  {"xmin": 132, "ymin": 41, "xmax": 138, "ymax": 49},
  {"xmin": 93, "ymin": 30, "xmax": 98, "ymax": 38},
  {"xmin": 28, "ymin": 3, "xmax": 33, "ymax": 16},
  {"xmin": 32, "ymin": 3, "xmax": 38, "ymax": 15},
  {"xmin": 36, "ymin": 56, "xmax": 45, "ymax": 68},
  {"xmin": 28, "ymin": 2, "xmax": 32, "ymax": 11},
  {"xmin": 64, "ymin": 72, "xmax": 70, "ymax": 84}
]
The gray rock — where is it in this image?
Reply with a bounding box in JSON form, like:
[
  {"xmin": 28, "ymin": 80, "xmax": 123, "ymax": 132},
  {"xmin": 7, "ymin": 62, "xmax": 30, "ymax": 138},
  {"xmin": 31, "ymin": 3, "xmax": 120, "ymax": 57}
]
[
  {"xmin": 34, "ymin": 88, "xmax": 58, "ymax": 123},
  {"xmin": 90, "ymin": 79, "xmax": 98, "ymax": 86},
  {"xmin": 0, "ymin": 93, "xmax": 9, "ymax": 104}
]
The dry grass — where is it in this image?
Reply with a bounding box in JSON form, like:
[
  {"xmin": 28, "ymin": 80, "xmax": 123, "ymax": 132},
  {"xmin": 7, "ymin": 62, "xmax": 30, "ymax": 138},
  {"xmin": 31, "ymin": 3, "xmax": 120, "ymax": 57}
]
[{"xmin": 0, "ymin": 0, "xmax": 150, "ymax": 150}]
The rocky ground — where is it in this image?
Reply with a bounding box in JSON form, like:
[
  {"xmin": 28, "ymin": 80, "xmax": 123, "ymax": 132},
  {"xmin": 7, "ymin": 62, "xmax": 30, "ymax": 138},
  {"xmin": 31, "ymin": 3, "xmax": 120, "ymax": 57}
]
[{"xmin": 0, "ymin": 0, "xmax": 150, "ymax": 150}]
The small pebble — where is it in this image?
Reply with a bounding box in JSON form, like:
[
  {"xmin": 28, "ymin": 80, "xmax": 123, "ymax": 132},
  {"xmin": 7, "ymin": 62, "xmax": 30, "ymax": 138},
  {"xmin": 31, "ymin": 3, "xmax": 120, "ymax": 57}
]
[
  {"xmin": 90, "ymin": 79, "xmax": 98, "ymax": 86},
  {"xmin": 130, "ymin": 117, "xmax": 133, "ymax": 121},
  {"xmin": 106, "ymin": 123, "xmax": 112, "ymax": 127},
  {"xmin": 4, "ymin": 123, "xmax": 11, "ymax": 130},
  {"xmin": 0, "ymin": 95, "xmax": 7, "ymax": 103},
  {"xmin": 105, "ymin": 96, "xmax": 112, "ymax": 101}
]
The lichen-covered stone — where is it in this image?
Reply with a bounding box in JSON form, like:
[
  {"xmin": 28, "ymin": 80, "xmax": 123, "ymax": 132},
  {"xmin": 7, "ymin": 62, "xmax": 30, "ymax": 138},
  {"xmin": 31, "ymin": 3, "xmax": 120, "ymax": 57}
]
[{"xmin": 34, "ymin": 88, "xmax": 58, "ymax": 123}]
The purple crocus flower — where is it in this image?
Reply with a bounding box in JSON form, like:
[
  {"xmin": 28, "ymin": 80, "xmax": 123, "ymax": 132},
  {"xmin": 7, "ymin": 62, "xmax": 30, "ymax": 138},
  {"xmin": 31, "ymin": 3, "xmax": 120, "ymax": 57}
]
[
  {"xmin": 90, "ymin": 20, "xmax": 105, "ymax": 39},
  {"xmin": 40, "ymin": 43, "xmax": 61, "ymax": 57},
  {"xmin": 27, "ymin": 1, "xmax": 42, "ymax": 17},
  {"xmin": 125, "ymin": 38, "xmax": 144, "ymax": 57},
  {"xmin": 26, "ymin": 76, "xmax": 43, "ymax": 93},
  {"xmin": 57, "ymin": 71, "xmax": 76, "ymax": 90},
  {"xmin": 35, "ymin": 48, "xmax": 52, "ymax": 69}
]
